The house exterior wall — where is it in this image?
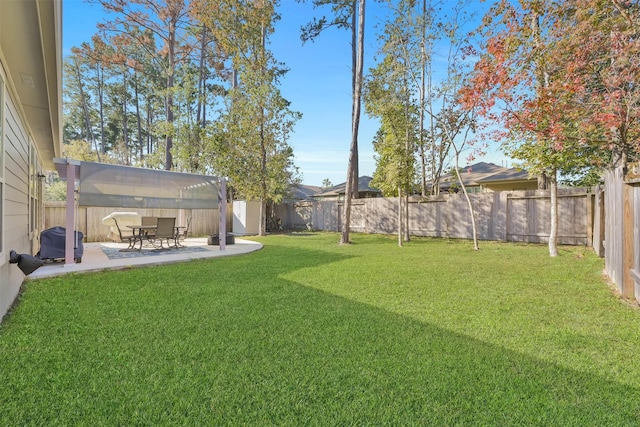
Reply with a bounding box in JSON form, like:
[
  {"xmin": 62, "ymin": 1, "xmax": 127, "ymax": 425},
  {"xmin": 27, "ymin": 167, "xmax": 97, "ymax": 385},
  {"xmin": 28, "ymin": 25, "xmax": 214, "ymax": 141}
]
[
  {"xmin": 1, "ymin": 69, "xmax": 45, "ymax": 321},
  {"xmin": 0, "ymin": 0, "xmax": 59, "ymax": 323}
]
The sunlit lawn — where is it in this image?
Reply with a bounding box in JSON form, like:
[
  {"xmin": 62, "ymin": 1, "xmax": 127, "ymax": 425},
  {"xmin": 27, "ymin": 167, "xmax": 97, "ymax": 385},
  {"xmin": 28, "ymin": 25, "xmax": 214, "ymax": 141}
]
[{"xmin": 1, "ymin": 232, "xmax": 639, "ymax": 425}]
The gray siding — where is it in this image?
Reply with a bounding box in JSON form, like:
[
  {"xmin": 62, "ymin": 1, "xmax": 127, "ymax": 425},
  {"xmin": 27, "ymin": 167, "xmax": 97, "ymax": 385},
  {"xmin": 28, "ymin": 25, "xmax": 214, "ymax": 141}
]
[{"xmin": 1, "ymin": 84, "xmax": 34, "ymax": 321}]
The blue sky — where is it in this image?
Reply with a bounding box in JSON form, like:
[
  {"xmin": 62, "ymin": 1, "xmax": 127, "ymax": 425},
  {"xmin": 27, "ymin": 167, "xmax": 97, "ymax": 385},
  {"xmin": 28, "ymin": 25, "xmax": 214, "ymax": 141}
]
[{"xmin": 63, "ymin": 0, "xmax": 507, "ymax": 187}]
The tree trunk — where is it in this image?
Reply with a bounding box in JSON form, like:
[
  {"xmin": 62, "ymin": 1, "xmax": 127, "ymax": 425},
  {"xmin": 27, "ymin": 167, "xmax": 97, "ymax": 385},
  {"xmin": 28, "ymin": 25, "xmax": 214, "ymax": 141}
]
[
  {"xmin": 548, "ymin": 169, "xmax": 559, "ymax": 257},
  {"xmin": 532, "ymin": 9, "xmax": 558, "ymax": 257},
  {"xmin": 197, "ymin": 25, "xmax": 207, "ymax": 128},
  {"xmin": 259, "ymin": 120, "xmax": 267, "ymax": 236},
  {"xmin": 341, "ymin": 0, "xmax": 366, "ymax": 244},
  {"xmin": 419, "ymin": 0, "xmax": 427, "ymax": 197},
  {"xmin": 74, "ymin": 60, "xmax": 100, "ymax": 161},
  {"xmin": 259, "ymin": 198, "xmax": 266, "ymax": 237},
  {"xmin": 96, "ymin": 63, "xmax": 105, "ymax": 156},
  {"xmin": 165, "ymin": 88, "xmax": 174, "ymax": 170},
  {"xmin": 537, "ymin": 171, "xmax": 548, "ymax": 189},
  {"xmin": 165, "ymin": 18, "xmax": 177, "ymax": 170},
  {"xmin": 350, "ymin": 1, "xmax": 359, "ymax": 198},
  {"xmin": 405, "ymin": 194, "xmax": 410, "ymax": 242},
  {"xmin": 398, "ymin": 185, "xmax": 403, "ymax": 247},
  {"xmin": 419, "ymin": 146, "xmax": 427, "ymax": 196},
  {"xmin": 134, "ymin": 72, "xmax": 144, "ymax": 163},
  {"xmin": 341, "ymin": 157, "xmax": 355, "ymax": 244},
  {"xmin": 146, "ymin": 101, "xmax": 153, "ymax": 162},
  {"xmin": 119, "ymin": 67, "xmax": 130, "ymax": 164},
  {"xmin": 403, "ymin": 88, "xmax": 411, "ymax": 243},
  {"xmin": 455, "ymin": 154, "xmax": 479, "ymax": 250},
  {"xmin": 258, "ymin": 22, "xmax": 268, "ymax": 237}
]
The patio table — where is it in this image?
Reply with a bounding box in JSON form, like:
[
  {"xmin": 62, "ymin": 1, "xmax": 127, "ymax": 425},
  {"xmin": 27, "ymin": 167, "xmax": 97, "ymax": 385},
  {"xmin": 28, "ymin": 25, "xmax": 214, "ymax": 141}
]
[
  {"xmin": 126, "ymin": 225, "xmax": 157, "ymax": 251},
  {"xmin": 127, "ymin": 224, "xmax": 185, "ymax": 251},
  {"xmin": 175, "ymin": 226, "xmax": 186, "ymax": 248}
]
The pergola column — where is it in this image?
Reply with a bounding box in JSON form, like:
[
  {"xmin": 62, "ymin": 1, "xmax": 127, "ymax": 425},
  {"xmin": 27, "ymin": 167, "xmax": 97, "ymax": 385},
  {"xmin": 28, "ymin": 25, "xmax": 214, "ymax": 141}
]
[
  {"xmin": 219, "ymin": 178, "xmax": 226, "ymax": 251},
  {"xmin": 64, "ymin": 160, "xmax": 80, "ymax": 265}
]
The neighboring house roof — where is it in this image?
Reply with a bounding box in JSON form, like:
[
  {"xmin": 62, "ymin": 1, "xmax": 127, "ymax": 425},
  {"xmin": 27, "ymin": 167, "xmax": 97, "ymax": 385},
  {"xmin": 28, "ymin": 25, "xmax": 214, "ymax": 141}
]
[
  {"xmin": 438, "ymin": 162, "xmax": 536, "ymax": 190},
  {"xmin": 0, "ymin": 0, "xmax": 63, "ymax": 169},
  {"xmin": 476, "ymin": 167, "xmax": 532, "ymax": 185},
  {"xmin": 286, "ymin": 184, "xmax": 323, "ymax": 200},
  {"xmin": 314, "ymin": 176, "xmax": 381, "ymax": 198}
]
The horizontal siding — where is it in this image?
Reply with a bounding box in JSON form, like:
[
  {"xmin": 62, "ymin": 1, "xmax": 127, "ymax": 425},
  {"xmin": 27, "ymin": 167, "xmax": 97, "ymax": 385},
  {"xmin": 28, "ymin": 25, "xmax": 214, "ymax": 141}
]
[
  {"xmin": 1, "ymin": 82, "xmax": 31, "ymax": 322},
  {"xmin": 4, "ymin": 97, "xmax": 29, "ymax": 251}
]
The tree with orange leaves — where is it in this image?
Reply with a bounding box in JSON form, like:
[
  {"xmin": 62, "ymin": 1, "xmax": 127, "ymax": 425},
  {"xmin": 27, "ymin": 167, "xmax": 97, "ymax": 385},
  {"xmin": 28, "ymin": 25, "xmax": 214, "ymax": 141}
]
[{"xmin": 462, "ymin": 0, "xmax": 639, "ymax": 256}]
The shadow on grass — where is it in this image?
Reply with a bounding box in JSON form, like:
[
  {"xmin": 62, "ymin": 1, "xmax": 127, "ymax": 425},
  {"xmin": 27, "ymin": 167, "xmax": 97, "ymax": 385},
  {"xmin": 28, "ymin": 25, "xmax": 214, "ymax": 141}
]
[{"xmin": 0, "ymin": 243, "xmax": 638, "ymax": 425}]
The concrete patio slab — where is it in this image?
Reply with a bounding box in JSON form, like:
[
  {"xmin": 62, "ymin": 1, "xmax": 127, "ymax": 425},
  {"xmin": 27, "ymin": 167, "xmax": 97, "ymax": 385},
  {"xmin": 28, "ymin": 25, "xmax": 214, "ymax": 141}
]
[{"xmin": 27, "ymin": 237, "xmax": 262, "ymax": 280}]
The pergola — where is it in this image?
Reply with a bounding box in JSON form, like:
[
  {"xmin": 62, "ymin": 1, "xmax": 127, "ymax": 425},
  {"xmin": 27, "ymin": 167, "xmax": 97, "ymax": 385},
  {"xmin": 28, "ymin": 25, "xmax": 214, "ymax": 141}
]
[{"xmin": 54, "ymin": 158, "xmax": 227, "ymax": 264}]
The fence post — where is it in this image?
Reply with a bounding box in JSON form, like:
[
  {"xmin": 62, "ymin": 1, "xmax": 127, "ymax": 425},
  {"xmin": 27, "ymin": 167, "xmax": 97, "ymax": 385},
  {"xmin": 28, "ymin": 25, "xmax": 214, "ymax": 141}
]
[
  {"xmin": 586, "ymin": 191, "xmax": 593, "ymax": 248},
  {"xmin": 592, "ymin": 186, "xmax": 605, "ymax": 257}
]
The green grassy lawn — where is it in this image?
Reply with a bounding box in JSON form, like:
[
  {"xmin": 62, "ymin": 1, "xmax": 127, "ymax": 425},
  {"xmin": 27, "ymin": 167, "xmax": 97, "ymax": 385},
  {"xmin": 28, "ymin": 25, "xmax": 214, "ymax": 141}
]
[{"xmin": 1, "ymin": 233, "xmax": 640, "ymax": 425}]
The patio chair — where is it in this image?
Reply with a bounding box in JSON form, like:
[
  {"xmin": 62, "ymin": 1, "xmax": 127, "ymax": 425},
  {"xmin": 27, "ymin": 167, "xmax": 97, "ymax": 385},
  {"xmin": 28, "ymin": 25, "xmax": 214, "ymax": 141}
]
[
  {"xmin": 147, "ymin": 217, "xmax": 177, "ymax": 249},
  {"xmin": 112, "ymin": 217, "xmax": 137, "ymax": 250},
  {"xmin": 178, "ymin": 216, "xmax": 192, "ymax": 242},
  {"xmin": 140, "ymin": 216, "xmax": 158, "ymax": 245},
  {"xmin": 141, "ymin": 216, "xmax": 158, "ymax": 227}
]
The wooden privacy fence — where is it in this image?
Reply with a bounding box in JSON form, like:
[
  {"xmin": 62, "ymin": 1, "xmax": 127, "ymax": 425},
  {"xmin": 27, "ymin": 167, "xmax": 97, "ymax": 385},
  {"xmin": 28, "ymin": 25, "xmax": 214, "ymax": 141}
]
[
  {"xmin": 603, "ymin": 166, "xmax": 640, "ymax": 302},
  {"xmin": 275, "ymin": 188, "xmax": 593, "ymax": 246},
  {"xmin": 44, "ymin": 172, "xmax": 640, "ymax": 303},
  {"xmin": 44, "ymin": 202, "xmax": 233, "ymax": 242},
  {"xmin": 49, "ymin": 189, "xmax": 592, "ymax": 246}
]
